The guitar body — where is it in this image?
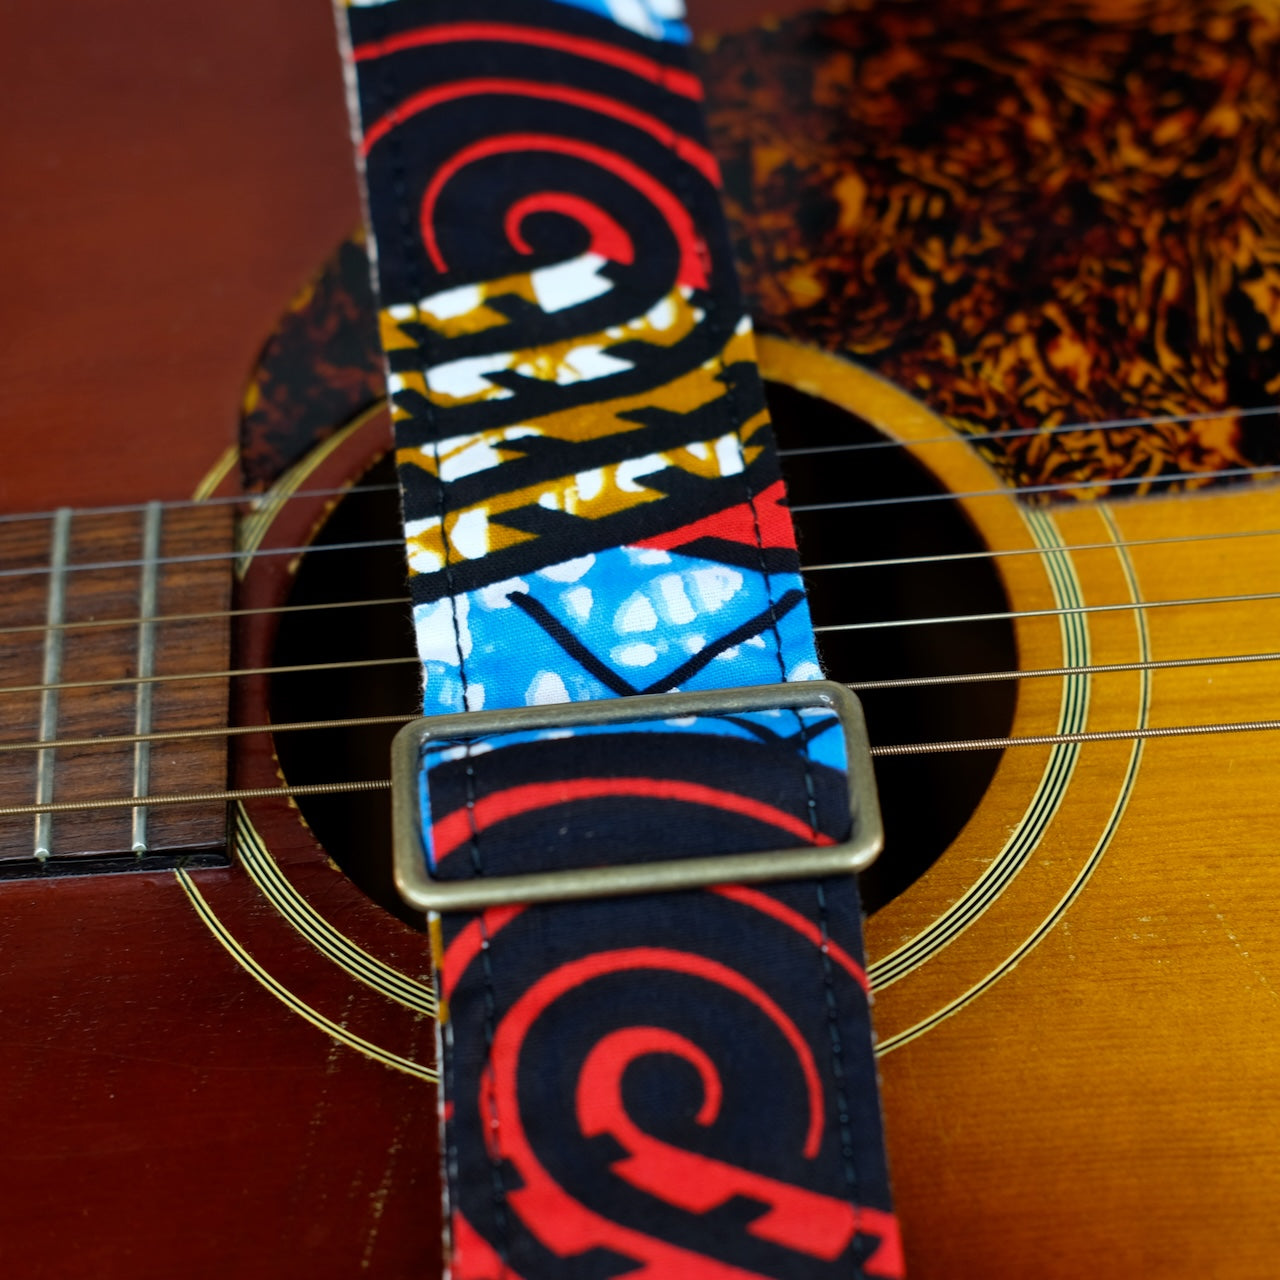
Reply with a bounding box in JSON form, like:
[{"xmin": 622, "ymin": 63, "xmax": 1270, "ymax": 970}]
[
  {"xmin": 0, "ymin": 3, "xmax": 441, "ymax": 1277},
  {"xmin": 757, "ymin": 341, "xmax": 1280, "ymax": 1278},
  {"xmin": 4, "ymin": 1, "xmax": 1279, "ymax": 1277}
]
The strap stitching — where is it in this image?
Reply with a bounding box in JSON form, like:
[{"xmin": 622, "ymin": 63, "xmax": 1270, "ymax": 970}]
[
  {"xmin": 372, "ymin": 15, "xmax": 510, "ymax": 1269},
  {"xmin": 678, "ymin": 52, "xmax": 869, "ymax": 1267},
  {"xmin": 675, "ymin": 56, "xmax": 869, "ymax": 1271},
  {"xmin": 817, "ymin": 880, "xmax": 866, "ymax": 1274}
]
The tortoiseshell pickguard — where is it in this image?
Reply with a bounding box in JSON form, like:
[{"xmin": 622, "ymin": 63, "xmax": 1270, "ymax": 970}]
[
  {"xmin": 697, "ymin": 0, "xmax": 1280, "ymax": 502},
  {"xmin": 238, "ymin": 235, "xmax": 383, "ymax": 492},
  {"xmin": 246, "ymin": 2, "xmax": 1280, "ymax": 506}
]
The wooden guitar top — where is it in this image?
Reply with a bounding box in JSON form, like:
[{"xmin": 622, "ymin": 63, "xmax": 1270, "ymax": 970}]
[{"xmin": 3, "ymin": 1, "xmax": 1279, "ymax": 1277}]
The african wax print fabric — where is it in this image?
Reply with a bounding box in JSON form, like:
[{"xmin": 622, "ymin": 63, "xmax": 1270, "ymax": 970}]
[{"xmin": 337, "ymin": 0, "xmax": 901, "ymax": 1274}]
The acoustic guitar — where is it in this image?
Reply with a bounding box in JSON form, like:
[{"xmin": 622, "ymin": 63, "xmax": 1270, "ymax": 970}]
[{"xmin": 3, "ymin": 1, "xmax": 1278, "ymax": 1277}]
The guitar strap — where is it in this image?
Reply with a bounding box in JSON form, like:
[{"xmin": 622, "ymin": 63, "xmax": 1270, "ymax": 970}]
[{"xmin": 335, "ymin": 1, "xmax": 901, "ymax": 1275}]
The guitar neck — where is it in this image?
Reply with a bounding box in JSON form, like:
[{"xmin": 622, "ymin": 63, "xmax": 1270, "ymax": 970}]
[{"xmin": 0, "ymin": 505, "xmax": 233, "ymax": 869}]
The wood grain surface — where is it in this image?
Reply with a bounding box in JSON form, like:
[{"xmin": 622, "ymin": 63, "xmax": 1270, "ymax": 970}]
[
  {"xmin": 4, "ymin": 1, "xmax": 1280, "ymax": 1278},
  {"xmin": 0, "ymin": 5, "xmax": 436, "ymax": 1279},
  {"xmin": 756, "ymin": 338, "xmax": 1280, "ymax": 1279},
  {"xmin": 0, "ymin": 0, "xmax": 361, "ymax": 511}
]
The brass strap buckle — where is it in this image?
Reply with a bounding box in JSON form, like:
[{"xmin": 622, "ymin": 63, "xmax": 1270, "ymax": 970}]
[{"xmin": 390, "ymin": 680, "xmax": 882, "ymax": 913}]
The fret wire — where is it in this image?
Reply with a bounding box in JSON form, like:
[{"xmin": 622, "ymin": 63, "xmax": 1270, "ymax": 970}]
[
  {"xmin": 7, "ymin": 717, "xmax": 1280, "ymax": 820},
  {"xmin": 33, "ymin": 507, "xmax": 71, "ymax": 861},
  {"xmin": 5, "ymin": 581, "xmax": 1280, "ymax": 701},
  {"xmin": 1, "ymin": 647, "xmax": 1279, "ymax": 758},
  {"xmin": 130, "ymin": 502, "xmax": 163, "ymax": 855}
]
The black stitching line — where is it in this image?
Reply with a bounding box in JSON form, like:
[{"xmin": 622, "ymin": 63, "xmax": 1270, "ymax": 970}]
[
  {"xmin": 665, "ymin": 32, "xmax": 871, "ymax": 1263},
  {"xmin": 817, "ymin": 880, "xmax": 866, "ymax": 1275},
  {"xmin": 779, "ymin": 714, "xmax": 843, "ymax": 752},
  {"xmin": 678, "ymin": 45, "xmax": 868, "ymax": 1264},
  {"xmin": 369, "ymin": 14, "xmax": 511, "ymax": 1270},
  {"xmin": 728, "ymin": 362, "xmax": 868, "ymax": 1269},
  {"xmin": 729, "ymin": 423, "xmax": 823, "ymax": 832}
]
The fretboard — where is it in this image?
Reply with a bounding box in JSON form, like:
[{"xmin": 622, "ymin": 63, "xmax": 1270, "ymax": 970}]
[{"xmin": 0, "ymin": 504, "xmax": 233, "ymax": 871}]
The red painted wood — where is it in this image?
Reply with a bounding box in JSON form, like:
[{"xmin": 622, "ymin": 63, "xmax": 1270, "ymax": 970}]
[
  {"xmin": 0, "ymin": 0, "xmax": 361, "ymax": 512},
  {"xmin": 0, "ymin": 4, "xmax": 440, "ymax": 1277},
  {"xmin": 0, "ymin": 870, "xmax": 439, "ymax": 1280}
]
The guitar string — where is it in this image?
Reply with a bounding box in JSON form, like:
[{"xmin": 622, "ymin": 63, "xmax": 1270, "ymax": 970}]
[
  {"xmin": 3, "ymin": 583, "xmax": 1280, "ymax": 700},
  {"xmin": 789, "ymin": 460, "xmax": 1280, "ymax": 514},
  {"xmin": 0, "ymin": 594, "xmax": 410, "ymax": 639},
  {"xmin": 0, "ymin": 648, "xmax": 1278, "ymax": 759},
  {"xmin": 2, "ymin": 522, "xmax": 1280, "ymax": 641},
  {"xmin": 775, "ymin": 401, "xmax": 1280, "ymax": 459},
  {"xmin": 6, "ymin": 459, "xmax": 1280, "ymax": 580},
  {"xmin": 0, "ymin": 778, "xmax": 395, "ymax": 819},
  {"xmin": 0, "ymin": 713, "xmax": 418, "ymax": 755},
  {"xmin": 0, "ymin": 401, "xmax": 1274, "ymax": 529},
  {"xmin": 0, "ymin": 536, "xmax": 405, "ymax": 581},
  {"xmin": 801, "ymin": 524, "xmax": 1279, "ymax": 573},
  {"xmin": 0, "ymin": 654, "xmax": 420, "ymax": 698},
  {"xmin": 1, "ymin": 419, "xmax": 1275, "ymax": 809},
  {"xmin": 812, "ymin": 586, "xmax": 1280, "ymax": 634},
  {"xmin": 4, "ymin": 717, "xmax": 1279, "ymax": 822},
  {"xmin": 7, "ymin": 502, "xmax": 1280, "ymax": 601},
  {"xmin": 869, "ymin": 718, "xmax": 1280, "ymax": 756},
  {"xmin": 0, "ymin": 482, "xmax": 401, "ymax": 526}
]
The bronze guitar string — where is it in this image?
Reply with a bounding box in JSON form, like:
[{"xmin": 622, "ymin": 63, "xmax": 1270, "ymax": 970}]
[
  {"xmin": 4, "ymin": 409, "xmax": 1278, "ymax": 831},
  {"xmin": 0, "ymin": 482, "xmax": 401, "ymax": 526},
  {"xmin": 0, "ymin": 647, "xmax": 1278, "ymax": 759},
  {"xmin": 3, "ymin": 717, "xmax": 1280, "ymax": 821},
  {"xmin": 776, "ymin": 401, "xmax": 1280, "ymax": 459},
  {"xmin": 8, "ymin": 459, "xmax": 1280, "ymax": 580},
  {"xmin": 0, "ymin": 396, "xmax": 1275, "ymax": 530},
  {"xmin": 0, "ymin": 595, "xmax": 412, "ymax": 639},
  {"xmin": 5, "ymin": 521, "xmax": 1280, "ymax": 640},
  {"xmin": 4, "ymin": 583, "xmax": 1280, "ymax": 701}
]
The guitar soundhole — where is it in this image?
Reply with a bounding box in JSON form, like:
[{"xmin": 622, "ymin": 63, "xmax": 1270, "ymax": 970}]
[{"xmin": 269, "ymin": 383, "xmax": 1016, "ymax": 922}]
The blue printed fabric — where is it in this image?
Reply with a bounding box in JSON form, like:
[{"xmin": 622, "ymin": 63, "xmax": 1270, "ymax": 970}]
[
  {"xmin": 416, "ymin": 546, "xmax": 822, "ymax": 715},
  {"xmin": 417, "ymin": 707, "xmax": 850, "ymax": 874},
  {"xmin": 550, "ymin": 0, "xmax": 691, "ymax": 44}
]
